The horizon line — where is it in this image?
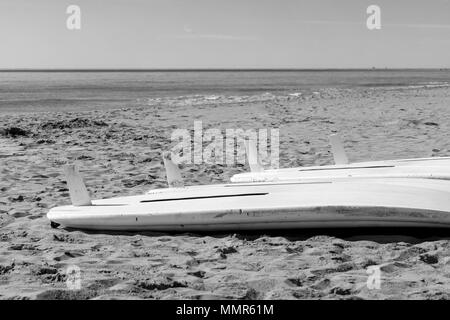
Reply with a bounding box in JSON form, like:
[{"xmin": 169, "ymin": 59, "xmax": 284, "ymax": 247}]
[{"xmin": 0, "ymin": 67, "xmax": 449, "ymax": 72}]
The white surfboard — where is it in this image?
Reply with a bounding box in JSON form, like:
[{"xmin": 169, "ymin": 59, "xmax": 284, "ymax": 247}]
[
  {"xmin": 47, "ymin": 177, "xmax": 450, "ymax": 231},
  {"xmin": 47, "ymin": 140, "xmax": 450, "ymax": 231},
  {"xmin": 230, "ymin": 163, "xmax": 450, "ymax": 183},
  {"xmin": 231, "ymin": 134, "xmax": 450, "ymax": 183}
]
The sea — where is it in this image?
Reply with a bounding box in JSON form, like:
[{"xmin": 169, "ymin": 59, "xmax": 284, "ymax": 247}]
[{"xmin": 0, "ymin": 69, "xmax": 449, "ymax": 113}]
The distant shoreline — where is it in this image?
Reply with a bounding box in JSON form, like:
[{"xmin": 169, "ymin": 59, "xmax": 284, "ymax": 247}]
[{"xmin": 0, "ymin": 68, "xmax": 449, "ymax": 73}]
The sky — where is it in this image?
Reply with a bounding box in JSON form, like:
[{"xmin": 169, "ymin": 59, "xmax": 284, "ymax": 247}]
[{"xmin": 0, "ymin": 0, "xmax": 449, "ymax": 69}]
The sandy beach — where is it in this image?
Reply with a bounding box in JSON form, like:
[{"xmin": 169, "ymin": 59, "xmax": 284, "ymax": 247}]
[{"xmin": 1, "ymin": 85, "xmax": 450, "ymax": 300}]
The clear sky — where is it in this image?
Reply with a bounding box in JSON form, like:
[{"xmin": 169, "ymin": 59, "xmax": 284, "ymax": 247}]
[{"xmin": 0, "ymin": 0, "xmax": 449, "ymax": 69}]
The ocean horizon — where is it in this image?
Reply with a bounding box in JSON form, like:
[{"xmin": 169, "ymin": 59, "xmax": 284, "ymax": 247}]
[{"xmin": 0, "ymin": 69, "xmax": 449, "ymax": 113}]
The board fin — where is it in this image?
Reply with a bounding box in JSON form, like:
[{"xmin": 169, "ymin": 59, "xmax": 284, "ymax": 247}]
[
  {"xmin": 244, "ymin": 138, "xmax": 264, "ymax": 172},
  {"xmin": 163, "ymin": 152, "xmax": 184, "ymax": 187},
  {"xmin": 64, "ymin": 164, "xmax": 92, "ymax": 206},
  {"xmin": 330, "ymin": 134, "xmax": 349, "ymax": 165}
]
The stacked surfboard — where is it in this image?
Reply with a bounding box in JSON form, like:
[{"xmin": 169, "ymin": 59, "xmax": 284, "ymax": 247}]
[{"xmin": 47, "ymin": 135, "xmax": 450, "ymax": 231}]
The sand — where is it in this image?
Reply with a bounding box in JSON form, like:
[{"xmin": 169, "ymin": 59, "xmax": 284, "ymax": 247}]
[{"xmin": 0, "ymin": 86, "xmax": 450, "ymax": 300}]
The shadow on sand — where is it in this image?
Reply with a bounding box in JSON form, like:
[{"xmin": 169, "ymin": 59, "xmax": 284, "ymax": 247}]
[{"xmin": 62, "ymin": 226, "xmax": 450, "ymax": 244}]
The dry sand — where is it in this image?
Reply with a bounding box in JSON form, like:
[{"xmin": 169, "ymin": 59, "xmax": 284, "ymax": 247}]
[{"xmin": 0, "ymin": 86, "xmax": 450, "ymax": 299}]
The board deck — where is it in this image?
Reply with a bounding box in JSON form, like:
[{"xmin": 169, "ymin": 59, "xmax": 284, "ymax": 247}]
[
  {"xmin": 47, "ymin": 178, "xmax": 450, "ymax": 231},
  {"xmin": 230, "ymin": 157, "xmax": 450, "ymax": 183}
]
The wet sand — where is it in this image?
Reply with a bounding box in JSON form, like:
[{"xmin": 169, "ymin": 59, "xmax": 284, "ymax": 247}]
[{"xmin": 1, "ymin": 86, "xmax": 450, "ymax": 299}]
